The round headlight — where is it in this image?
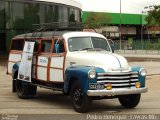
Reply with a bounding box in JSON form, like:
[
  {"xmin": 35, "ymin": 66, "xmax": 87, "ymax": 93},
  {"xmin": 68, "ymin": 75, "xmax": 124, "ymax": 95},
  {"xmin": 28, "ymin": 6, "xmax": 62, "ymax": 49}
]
[
  {"xmin": 88, "ymin": 70, "xmax": 96, "ymax": 79},
  {"xmin": 140, "ymin": 68, "xmax": 147, "ymax": 76}
]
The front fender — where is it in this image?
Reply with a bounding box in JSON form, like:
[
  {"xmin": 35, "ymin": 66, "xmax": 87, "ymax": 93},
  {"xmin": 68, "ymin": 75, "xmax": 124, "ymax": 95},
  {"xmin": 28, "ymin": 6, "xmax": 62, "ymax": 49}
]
[
  {"xmin": 131, "ymin": 66, "xmax": 146, "ymax": 87},
  {"xmin": 64, "ymin": 66, "xmax": 105, "ymax": 94}
]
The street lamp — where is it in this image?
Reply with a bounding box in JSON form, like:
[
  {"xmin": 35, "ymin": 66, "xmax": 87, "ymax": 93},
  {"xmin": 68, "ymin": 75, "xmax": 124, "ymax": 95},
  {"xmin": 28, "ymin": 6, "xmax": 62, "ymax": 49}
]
[
  {"xmin": 119, "ymin": 0, "xmax": 122, "ymax": 50},
  {"xmin": 141, "ymin": 10, "xmax": 145, "ymax": 43}
]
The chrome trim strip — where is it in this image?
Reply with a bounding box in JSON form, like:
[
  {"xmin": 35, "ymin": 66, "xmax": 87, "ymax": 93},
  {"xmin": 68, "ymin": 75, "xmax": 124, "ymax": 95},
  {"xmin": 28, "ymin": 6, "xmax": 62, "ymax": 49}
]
[
  {"xmin": 111, "ymin": 83, "xmax": 132, "ymax": 86},
  {"xmin": 97, "ymin": 72, "xmax": 138, "ymax": 76},
  {"xmin": 130, "ymin": 79, "xmax": 139, "ymax": 81},
  {"xmin": 97, "ymin": 76, "xmax": 132, "ymax": 79},
  {"xmin": 97, "ymin": 80, "xmax": 138, "ymax": 83},
  {"xmin": 131, "ymin": 75, "xmax": 139, "ymax": 77},
  {"xmin": 87, "ymin": 87, "xmax": 148, "ymax": 96}
]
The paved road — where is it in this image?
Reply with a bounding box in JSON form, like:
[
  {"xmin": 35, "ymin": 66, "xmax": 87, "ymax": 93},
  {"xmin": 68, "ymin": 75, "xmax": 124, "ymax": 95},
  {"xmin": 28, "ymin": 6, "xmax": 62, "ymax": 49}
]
[{"xmin": 0, "ymin": 59, "xmax": 160, "ymax": 119}]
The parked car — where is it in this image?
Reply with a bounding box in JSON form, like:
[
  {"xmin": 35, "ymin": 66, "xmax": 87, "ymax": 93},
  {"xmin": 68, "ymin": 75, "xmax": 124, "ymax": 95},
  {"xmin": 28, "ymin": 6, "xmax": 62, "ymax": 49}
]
[{"xmin": 7, "ymin": 30, "xmax": 147, "ymax": 113}]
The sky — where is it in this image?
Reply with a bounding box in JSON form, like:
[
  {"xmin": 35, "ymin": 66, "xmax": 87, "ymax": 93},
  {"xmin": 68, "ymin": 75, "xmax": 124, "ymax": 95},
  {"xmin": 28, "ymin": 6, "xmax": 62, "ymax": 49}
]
[{"xmin": 74, "ymin": 0, "xmax": 160, "ymax": 14}]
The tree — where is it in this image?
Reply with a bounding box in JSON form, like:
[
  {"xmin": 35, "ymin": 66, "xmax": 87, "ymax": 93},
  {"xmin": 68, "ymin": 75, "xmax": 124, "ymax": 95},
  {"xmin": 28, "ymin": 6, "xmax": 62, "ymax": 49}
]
[
  {"xmin": 84, "ymin": 12, "xmax": 111, "ymax": 29},
  {"xmin": 145, "ymin": 5, "xmax": 160, "ymax": 26}
]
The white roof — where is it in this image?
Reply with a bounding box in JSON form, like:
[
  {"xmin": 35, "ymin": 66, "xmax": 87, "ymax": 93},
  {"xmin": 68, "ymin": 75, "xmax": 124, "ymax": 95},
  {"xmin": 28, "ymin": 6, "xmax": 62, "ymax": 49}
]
[
  {"xmin": 36, "ymin": 0, "xmax": 82, "ymax": 9},
  {"xmin": 63, "ymin": 32, "xmax": 106, "ymax": 40}
]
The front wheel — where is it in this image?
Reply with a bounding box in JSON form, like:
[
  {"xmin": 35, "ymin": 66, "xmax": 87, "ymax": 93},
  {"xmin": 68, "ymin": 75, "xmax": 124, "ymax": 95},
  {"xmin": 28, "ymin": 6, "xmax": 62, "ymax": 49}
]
[
  {"xmin": 118, "ymin": 94, "xmax": 141, "ymax": 108},
  {"xmin": 16, "ymin": 79, "xmax": 37, "ymax": 99},
  {"xmin": 70, "ymin": 81, "xmax": 92, "ymax": 113}
]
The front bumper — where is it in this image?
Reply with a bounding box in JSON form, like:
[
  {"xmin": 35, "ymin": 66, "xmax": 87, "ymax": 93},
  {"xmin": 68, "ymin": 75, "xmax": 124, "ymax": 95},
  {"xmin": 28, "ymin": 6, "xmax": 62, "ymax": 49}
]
[{"xmin": 87, "ymin": 87, "xmax": 148, "ymax": 96}]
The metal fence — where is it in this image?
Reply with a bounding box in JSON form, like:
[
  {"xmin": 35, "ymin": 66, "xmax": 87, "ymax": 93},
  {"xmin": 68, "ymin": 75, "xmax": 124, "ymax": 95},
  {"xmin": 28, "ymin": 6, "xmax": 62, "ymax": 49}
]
[
  {"xmin": 116, "ymin": 49, "xmax": 160, "ymax": 55},
  {"xmin": 114, "ymin": 39, "xmax": 160, "ymax": 55}
]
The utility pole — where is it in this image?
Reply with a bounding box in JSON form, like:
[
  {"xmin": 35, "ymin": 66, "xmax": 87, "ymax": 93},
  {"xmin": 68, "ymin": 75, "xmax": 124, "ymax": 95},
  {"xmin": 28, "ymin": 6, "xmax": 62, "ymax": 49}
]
[
  {"xmin": 141, "ymin": 11, "xmax": 144, "ymax": 45},
  {"xmin": 119, "ymin": 0, "xmax": 122, "ymax": 50}
]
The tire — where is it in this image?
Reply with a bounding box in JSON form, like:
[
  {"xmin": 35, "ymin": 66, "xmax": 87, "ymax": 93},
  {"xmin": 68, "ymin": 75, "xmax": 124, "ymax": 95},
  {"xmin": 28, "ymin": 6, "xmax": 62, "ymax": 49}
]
[
  {"xmin": 70, "ymin": 81, "xmax": 92, "ymax": 113},
  {"xmin": 12, "ymin": 80, "xmax": 16, "ymax": 93},
  {"xmin": 16, "ymin": 79, "xmax": 37, "ymax": 99},
  {"xmin": 12, "ymin": 71, "xmax": 18, "ymax": 93},
  {"xmin": 118, "ymin": 94, "xmax": 141, "ymax": 108}
]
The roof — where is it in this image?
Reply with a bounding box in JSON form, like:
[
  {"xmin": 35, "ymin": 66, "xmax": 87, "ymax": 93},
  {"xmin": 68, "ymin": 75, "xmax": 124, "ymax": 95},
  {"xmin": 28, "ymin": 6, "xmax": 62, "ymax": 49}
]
[
  {"xmin": 13, "ymin": 31, "xmax": 106, "ymax": 40},
  {"xmin": 63, "ymin": 32, "xmax": 106, "ymax": 40},
  {"xmin": 13, "ymin": 22, "xmax": 84, "ymax": 39},
  {"xmin": 2, "ymin": 0, "xmax": 82, "ymax": 9},
  {"xmin": 36, "ymin": 0, "xmax": 82, "ymax": 9},
  {"xmin": 13, "ymin": 31, "xmax": 69, "ymax": 39}
]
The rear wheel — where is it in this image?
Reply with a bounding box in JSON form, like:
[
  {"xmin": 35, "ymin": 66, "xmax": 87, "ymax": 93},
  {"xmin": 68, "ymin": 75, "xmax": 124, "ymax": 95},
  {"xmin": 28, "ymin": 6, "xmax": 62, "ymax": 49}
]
[
  {"xmin": 16, "ymin": 79, "xmax": 37, "ymax": 99},
  {"xmin": 118, "ymin": 94, "xmax": 141, "ymax": 108},
  {"xmin": 70, "ymin": 81, "xmax": 92, "ymax": 113},
  {"xmin": 12, "ymin": 71, "xmax": 18, "ymax": 93}
]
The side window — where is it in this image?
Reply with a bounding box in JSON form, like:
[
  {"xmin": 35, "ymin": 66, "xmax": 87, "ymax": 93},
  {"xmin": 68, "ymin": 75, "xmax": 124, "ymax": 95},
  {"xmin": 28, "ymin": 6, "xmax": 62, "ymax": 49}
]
[
  {"xmin": 11, "ymin": 40, "xmax": 24, "ymax": 50},
  {"xmin": 41, "ymin": 40, "xmax": 52, "ymax": 53},
  {"xmin": 34, "ymin": 41, "xmax": 39, "ymax": 52},
  {"xmin": 53, "ymin": 39, "xmax": 65, "ymax": 53},
  {"xmin": 92, "ymin": 37, "xmax": 110, "ymax": 51}
]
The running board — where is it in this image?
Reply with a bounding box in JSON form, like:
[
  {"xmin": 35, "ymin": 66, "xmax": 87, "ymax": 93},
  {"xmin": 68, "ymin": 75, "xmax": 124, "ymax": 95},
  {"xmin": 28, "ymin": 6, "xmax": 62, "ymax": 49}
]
[{"xmin": 31, "ymin": 83, "xmax": 63, "ymax": 91}]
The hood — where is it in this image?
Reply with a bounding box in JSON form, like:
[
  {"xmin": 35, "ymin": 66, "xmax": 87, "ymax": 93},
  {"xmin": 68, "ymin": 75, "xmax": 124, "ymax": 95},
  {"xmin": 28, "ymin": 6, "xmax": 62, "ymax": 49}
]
[{"xmin": 66, "ymin": 51, "xmax": 130, "ymax": 72}]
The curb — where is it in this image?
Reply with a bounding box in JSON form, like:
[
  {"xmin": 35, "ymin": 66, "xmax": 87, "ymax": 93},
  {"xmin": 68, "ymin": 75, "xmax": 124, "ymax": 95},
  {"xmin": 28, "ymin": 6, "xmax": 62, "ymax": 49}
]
[{"xmin": 119, "ymin": 54, "xmax": 160, "ymax": 62}]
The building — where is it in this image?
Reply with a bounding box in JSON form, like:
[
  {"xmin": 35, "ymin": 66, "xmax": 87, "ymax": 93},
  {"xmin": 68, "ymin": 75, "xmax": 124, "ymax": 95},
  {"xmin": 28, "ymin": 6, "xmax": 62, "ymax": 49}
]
[
  {"xmin": 83, "ymin": 11, "xmax": 145, "ymax": 39},
  {"xmin": 0, "ymin": 0, "xmax": 82, "ymax": 52},
  {"xmin": 82, "ymin": 11, "xmax": 160, "ymax": 50}
]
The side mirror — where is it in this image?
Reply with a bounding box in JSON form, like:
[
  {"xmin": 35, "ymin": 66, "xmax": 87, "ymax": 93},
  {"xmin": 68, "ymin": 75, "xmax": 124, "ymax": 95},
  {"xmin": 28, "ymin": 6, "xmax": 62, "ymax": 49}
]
[
  {"xmin": 111, "ymin": 43, "xmax": 115, "ymax": 53},
  {"xmin": 108, "ymin": 39, "xmax": 115, "ymax": 53},
  {"xmin": 54, "ymin": 44, "xmax": 59, "ymax": 53}
]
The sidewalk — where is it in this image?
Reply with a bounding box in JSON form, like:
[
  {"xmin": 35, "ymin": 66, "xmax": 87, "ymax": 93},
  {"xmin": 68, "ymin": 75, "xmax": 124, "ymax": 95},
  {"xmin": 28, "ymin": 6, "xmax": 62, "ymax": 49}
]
[
  {"xmin": 120, "ymin": 54, "xmax": 160, "ymax": 59},
  {"xmin": 120, "ymin": 54, "xmax": 160, "ymax": 62},
  {"xmin": 115, "ymin": 50, "xmax": 160, "ymax": 61}
]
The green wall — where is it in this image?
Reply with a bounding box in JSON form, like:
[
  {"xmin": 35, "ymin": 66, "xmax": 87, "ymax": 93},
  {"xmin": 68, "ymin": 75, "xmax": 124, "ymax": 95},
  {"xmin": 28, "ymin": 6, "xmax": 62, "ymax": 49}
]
[{"xmin": 82, "ymin": 11, "xmax": 147, "ymax": 25}]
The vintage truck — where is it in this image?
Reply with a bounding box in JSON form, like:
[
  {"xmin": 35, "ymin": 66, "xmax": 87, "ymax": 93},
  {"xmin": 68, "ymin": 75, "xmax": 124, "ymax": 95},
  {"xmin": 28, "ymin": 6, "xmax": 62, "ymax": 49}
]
[{"xmin": 7, "ymin": 30, "xmax": 148, "ymax": 113}]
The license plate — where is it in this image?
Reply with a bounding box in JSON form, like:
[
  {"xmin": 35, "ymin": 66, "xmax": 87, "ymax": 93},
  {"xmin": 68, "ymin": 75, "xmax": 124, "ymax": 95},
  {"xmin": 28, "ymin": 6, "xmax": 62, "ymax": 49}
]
[{"xmin": 89, "ymin": 83, "xmax": 105, "ymax": 90}]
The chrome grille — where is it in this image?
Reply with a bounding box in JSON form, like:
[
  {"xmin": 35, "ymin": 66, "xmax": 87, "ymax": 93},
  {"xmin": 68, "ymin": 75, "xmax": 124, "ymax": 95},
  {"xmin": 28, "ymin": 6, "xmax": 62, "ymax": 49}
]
[{"xmin": 97, "ymin": 72, "xmax": 138, "ymax": 88}]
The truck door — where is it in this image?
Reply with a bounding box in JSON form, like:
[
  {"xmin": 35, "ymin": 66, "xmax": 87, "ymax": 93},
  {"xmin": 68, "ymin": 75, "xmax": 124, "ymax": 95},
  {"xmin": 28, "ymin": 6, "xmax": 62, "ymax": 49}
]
[
  {"xmin": 18, "ymin": 41, "xmax": 35, "ymax": 82},
  {"xmin": 49, "ymin": 39, "xmax": 66, "ymax": 82}
]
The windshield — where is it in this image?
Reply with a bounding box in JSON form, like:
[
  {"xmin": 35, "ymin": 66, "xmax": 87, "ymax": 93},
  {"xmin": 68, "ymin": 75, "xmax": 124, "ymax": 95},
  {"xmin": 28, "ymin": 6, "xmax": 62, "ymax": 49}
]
[{"xmin": 68, "ymin": 37, "xmax": 111, "ymax": 52}]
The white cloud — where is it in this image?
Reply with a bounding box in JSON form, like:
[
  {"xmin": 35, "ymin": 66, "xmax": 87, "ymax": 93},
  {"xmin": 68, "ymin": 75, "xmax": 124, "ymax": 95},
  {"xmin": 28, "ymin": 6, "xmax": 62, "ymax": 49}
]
[{"xmin": 74, "ymin": 0, "xmax": 160, "ymax": 14}]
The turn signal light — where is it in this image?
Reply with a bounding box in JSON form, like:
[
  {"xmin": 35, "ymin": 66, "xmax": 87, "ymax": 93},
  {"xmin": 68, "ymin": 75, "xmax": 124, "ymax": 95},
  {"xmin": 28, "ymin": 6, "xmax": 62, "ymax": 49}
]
[
  {"xmin": 135, "ymin": 82, "xmax": 141, "ymax": 88},
  {"xmin": 106, "ymin": 83, "xmax": 112, "ymax": 90}
]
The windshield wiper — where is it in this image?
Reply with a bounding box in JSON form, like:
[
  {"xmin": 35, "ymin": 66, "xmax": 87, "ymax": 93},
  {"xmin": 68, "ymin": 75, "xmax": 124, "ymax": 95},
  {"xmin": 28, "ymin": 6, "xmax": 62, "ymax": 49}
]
[
  {"xmin": 78, "ymin": 47, "xmax": 93, "ymax": 51},
  {"xmin": 93, "ymin": 48, "xmax": 106, "ymax": 51},
  {"xmin": 78, "ymin": 48, "xmax": 107, "ymax": 52}
]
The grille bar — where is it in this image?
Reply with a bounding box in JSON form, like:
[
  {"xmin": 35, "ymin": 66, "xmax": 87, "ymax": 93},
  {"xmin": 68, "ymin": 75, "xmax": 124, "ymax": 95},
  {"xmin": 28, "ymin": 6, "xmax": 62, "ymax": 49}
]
[
  {"xmin": 107, "ymin": 83, "xmax": 136, "ymax": 86},
  {"xmin": 98, "ymin": 72, "xmax": 138, "ymax": 76},
  {"xmin": 97, "ymin": 76, "xmax": 131, "ymax": 80},
  {"xmin": 97, "ymin": 76, "xmax": 138, "ymax": 80},
  {"xmin": 97, "ymin": 72, "xmax": 139, "ymax": 88},
  {"xmin": 97, "ymin": 79, "xmax": 138, "ymax": 83}
]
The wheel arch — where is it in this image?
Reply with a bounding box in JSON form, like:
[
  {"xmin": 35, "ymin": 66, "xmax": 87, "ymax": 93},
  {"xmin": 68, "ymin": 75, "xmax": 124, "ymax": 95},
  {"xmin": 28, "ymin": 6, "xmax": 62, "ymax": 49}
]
[
  {"xmin": 63, "ymin": 66, "xmax": 105, "ymax": 94},
  {"xmin": 68, "ymin": 76, "xmax": 80, "ymax": 94},
  {"xmin": 63, "ymin": 66, "xmax": 91, "ymax": 94},
  {"xmin": 131, "ymin": 66, "xmax": 146, "ymax": 87}
]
